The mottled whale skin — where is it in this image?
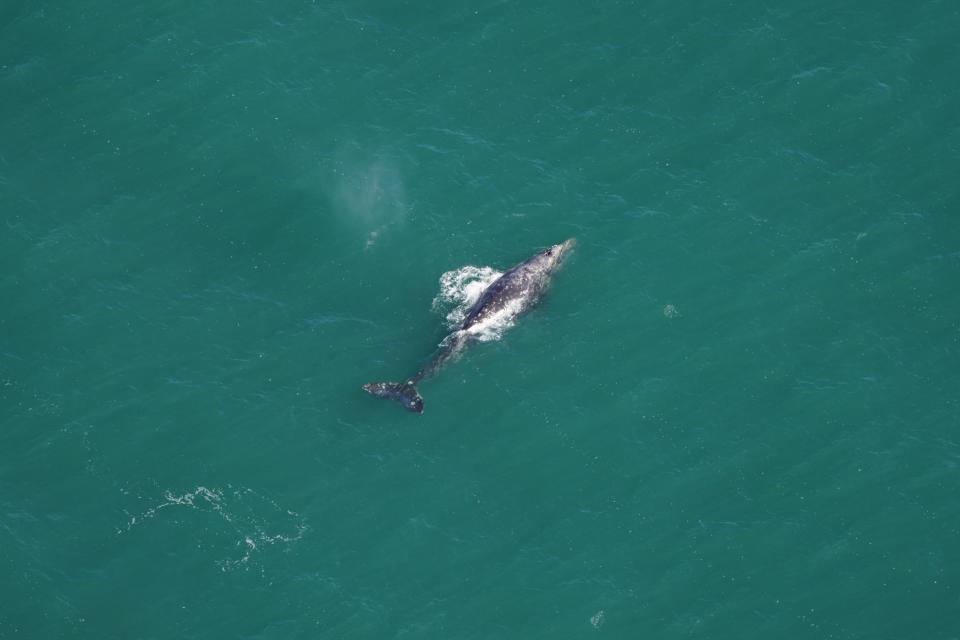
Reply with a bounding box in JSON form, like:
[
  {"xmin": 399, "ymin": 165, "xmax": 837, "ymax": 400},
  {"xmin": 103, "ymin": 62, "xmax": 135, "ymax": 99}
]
[{"xmin": 362, "ymin": 239, "xmax": 575, "ymax": 414}]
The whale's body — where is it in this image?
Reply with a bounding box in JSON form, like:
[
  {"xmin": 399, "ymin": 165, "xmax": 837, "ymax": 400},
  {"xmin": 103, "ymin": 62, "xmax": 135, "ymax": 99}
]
[{"xmin": 363, "ymin": 239, "xmax": 575, "ymax": 413}]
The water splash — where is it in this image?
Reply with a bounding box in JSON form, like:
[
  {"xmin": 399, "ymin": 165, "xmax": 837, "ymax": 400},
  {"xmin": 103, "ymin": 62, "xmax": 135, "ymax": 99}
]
[
  {"xmin": 431, "ymin": 265, "xmax": 502, "ymax": 329},
  {"xmin": 431, "ymin": 264, "xmax": 526, "ymax": 342}
]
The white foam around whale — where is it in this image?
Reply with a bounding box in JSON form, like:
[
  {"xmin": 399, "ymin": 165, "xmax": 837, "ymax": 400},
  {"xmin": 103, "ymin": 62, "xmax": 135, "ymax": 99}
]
[{"xmin": 432, "ymin": 265, "xmax": 518, "ymax": 342}]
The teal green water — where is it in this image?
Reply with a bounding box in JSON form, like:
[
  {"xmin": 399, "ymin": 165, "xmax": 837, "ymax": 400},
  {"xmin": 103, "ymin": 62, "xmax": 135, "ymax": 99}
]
[{"xmin": 2, "ymin": 1, "xmax": 959, "ymax": 637}]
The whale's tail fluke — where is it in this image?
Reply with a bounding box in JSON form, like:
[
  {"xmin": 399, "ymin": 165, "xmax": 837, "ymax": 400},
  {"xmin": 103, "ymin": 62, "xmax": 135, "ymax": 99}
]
[{"xmin": 362, "ymin": 381, "xmax": 424, "ymax": 414}]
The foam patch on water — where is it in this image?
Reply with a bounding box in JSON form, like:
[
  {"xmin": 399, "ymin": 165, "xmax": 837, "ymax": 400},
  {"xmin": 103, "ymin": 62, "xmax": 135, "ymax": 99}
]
[
  {"xmin": 590, "ymin": 609, "xmax": 606, "ymax": 629},
  {"xmin": 118, "ymin": 485, "xmax": 307, "ymax": 573}
]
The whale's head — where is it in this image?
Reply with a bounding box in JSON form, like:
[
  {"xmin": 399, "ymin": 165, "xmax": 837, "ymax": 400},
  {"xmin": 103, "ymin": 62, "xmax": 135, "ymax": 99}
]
[{"xmin": 539, "ymin": 238, "xmax": 576, "ymax": 272}]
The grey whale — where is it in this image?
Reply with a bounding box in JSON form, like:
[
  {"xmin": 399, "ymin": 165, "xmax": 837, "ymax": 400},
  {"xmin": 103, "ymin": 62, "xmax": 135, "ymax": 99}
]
[{"xmin": 363, "ymin": 238, "xmax": 576, "ymax": 414}]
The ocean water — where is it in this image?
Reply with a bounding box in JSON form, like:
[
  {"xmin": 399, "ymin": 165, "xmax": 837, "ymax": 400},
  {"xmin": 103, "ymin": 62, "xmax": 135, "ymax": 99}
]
[{"xmin": 2, "ymin": 1, "xmax": 959, "ymax": 638}]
